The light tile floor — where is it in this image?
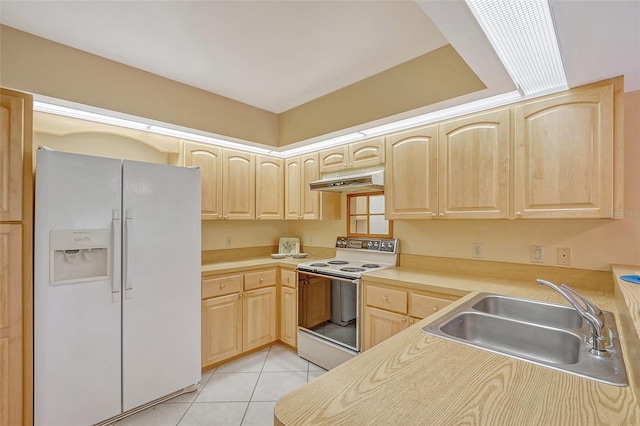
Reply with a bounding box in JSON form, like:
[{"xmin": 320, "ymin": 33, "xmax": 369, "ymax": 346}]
[{"xmin": 115, "ymin": 344, "xmax": 326, "ymax": 426}]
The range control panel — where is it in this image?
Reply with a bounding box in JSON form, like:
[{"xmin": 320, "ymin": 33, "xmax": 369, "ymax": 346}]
[{"xmin": 335, "ymin": 237, "xmax": 398, "ymax": 253}]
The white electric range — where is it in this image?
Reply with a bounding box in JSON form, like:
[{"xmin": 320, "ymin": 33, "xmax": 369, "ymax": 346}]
[{"xmin": 296, "ymin": 237, "xmax": 399, "ymax": 370}]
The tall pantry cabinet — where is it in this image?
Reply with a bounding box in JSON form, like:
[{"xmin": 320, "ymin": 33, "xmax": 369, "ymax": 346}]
[{"xmin": 0, "ymin": 88, "xmax": 33, "ymax": 426}]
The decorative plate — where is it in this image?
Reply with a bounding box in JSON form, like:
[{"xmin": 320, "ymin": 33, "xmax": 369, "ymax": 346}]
[{"xmin": 278, "ymin": 237, "xmax": 300, "ymax": 256}]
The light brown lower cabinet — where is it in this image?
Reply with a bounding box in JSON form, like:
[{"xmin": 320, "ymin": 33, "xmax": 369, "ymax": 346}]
[
  {"xmin": 363, "ymin": 306, "xmax": 409, "ymax": 350},
  {"xmin": 243, "ymin": 287, "xmax": 277, "ymax": 351},
  {"xmin": 279, "ymin": 286, "xmax": 297, "ymax": 347},
  {"xmin": 362, "ymin": 282, "xmax": 459, "ymax": 351},
  {"xmin": 201, "ymin": 268, "xmax": 280, "ymax": 369},
  {"xmin": 201, "ymin": 293, "xmax": 242, "ymax": 366}
]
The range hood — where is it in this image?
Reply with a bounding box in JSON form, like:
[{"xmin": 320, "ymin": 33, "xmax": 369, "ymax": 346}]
[{"xmin": 309, "ymin": 168, "xmax": 384, "ymax": 193}]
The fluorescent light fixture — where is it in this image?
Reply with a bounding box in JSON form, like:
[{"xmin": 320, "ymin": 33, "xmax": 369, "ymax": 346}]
[
  {"xmin": 360, "ymin": 90, "xmax": 521, "ymax": 137},
  {"xmin": 281, "ymin": 132, "xmax": 367, "ymax": 157},
  {"xmin": 34, "ymin": 101, "xmax": 274, "ymax": 156},
  {"xmin": 465, "ymin": 0, "xmax": 567, "ymax": 95},
  {"xmin": 34, "ymin": 101, "xmax": 150, "ymax": 131}
]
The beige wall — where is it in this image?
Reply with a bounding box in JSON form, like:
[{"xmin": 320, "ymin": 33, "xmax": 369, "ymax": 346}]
[
  {"xmin": 293, "ymin": 90, "xmax": 640, "ymax": 272},
  {"xmin": 201, "ymin": 220, "xmax": 289, "ymax": 251}
]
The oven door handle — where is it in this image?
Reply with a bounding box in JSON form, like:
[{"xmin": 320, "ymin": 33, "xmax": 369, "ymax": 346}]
[{"xmin": 296, "ymin": 269, "xmax": 360, "ymax": 284}]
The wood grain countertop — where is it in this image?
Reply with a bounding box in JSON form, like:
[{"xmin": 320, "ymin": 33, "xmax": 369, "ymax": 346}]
[{"xmin": 274, "ymin": 265, "xmax": 640, "ymax": 426}]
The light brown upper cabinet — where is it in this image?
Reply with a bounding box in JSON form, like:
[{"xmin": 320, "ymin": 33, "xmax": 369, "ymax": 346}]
[
  {"xmin": 183, "ymin": 142, "xmax": 255, "ymax": 220},
  {"xmin": 183, "ymin": 142, "xmax": 223, "ymax": 220},
  {"xmin": 255, "ymin": 155, "xmax": 284, "ymax": 220},
  {"xmin": 223, "ymin": 149, "xmax": 255, "ymax": 220},
  {"xmin": 438, "ymin": 108, "xmax": 510, "ymax": 219},
  {"xmin": 318, "ymin": 137, "xmax": 385, "ymax": 173},
  {"xmin": 285, "ymin": 153, "xmax": 340, "ymax": 220},
  {"xmin": 514, "ymin": 84, "xmax": 615, "ymax": 218},
  {"xmin": 385, "ymin": 125, "xmax": 438, "ymax": 219}
]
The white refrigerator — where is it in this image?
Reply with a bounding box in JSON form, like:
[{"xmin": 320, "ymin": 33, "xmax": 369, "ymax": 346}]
[{"xmin": 34, "ymin": 149, "xmax": 201, "ymax": 425}]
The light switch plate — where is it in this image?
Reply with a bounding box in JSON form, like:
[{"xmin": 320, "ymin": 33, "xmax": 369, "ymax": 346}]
[{"xmin": 531, "ymin": 245, "xmax": 544, "ymax": 263}]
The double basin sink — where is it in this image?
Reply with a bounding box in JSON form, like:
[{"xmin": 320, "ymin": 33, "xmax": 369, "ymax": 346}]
[{"xmin": 421, "ymin": 292, "xmax": 628, "ymax": 386}]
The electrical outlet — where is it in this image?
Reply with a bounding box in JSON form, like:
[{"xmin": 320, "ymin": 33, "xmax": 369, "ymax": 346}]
[
  {"xmin": 225, "ymin": 237, "xmax": 232, "ymax": 248},
  {"xmin": 531, "ymin": 245, "xmax": 544, "ymax": 263},
  {"xmin": 557, "ymin": 247, "xmax": 571, "ymax": 266},
  {"xmin": 309, "ymin": 235, "xmax": 314, "ymax": 245},
  {"xmin": 472, "ymin": 242, "xmax": 483, "ymax": 258}
]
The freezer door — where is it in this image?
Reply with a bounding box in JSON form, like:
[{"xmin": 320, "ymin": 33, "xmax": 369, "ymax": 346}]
[
  {"xmin": 34, "ymin": 150, "xmax": 122, "ymax": 425},
  {"xmin": 122, "ymin": 160, "xmax": 201, "ymax": 411}
]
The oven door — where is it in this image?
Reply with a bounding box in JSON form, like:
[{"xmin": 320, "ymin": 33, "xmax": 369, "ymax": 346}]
[{"xmin": 296, "ymin": 270, "xmax": 361, "ymax": 370}]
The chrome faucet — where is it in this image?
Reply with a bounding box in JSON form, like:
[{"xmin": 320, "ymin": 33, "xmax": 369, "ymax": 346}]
[{"xmin": 536, "ymin": 279, "xmax": 610, "ymax": 357}]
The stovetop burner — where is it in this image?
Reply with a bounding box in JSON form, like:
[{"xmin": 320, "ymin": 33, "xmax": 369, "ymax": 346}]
[
  {"xmin": 310, "ymin": 263, "xmax": 329, "ymax": 267},
  {"xmin": 340, "ymin": 267, "xmax": 366, "ymax": 273},
  {"xmin": 362, "ymin": 264, "xmax": 380, "ymax": 268},
  {"xmin": 328, "ymin": 260, "xmax": 349, "ymax": 265}
]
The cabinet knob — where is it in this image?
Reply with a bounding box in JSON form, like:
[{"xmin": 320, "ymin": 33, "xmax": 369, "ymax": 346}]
[
  {"xmin": 257, "ymin": 215, "xmax": 261, "ymax": 219},
  {"xmin": 218, "ymin": 215, "xmax": 222, "ymax": 219},
  {"xmin": 348, "ymin": 163, "xmax": 352, "ymax": 168},
  {"xmin": 382, "ymin": 296, "xmax": 388, "ymax": 301},
  {"xmin": 224, "ymin": 214, "xmax": 228, "ymax": 219},
  {"xmin": 286, "ymin": 290, "xmax": 293, "ymax": 295},
  {"xmin": 433, "ymin": 307, "xmax": 438, "ymax": 311},
  {"xmin": 243, "ymin": 293, "xmax": 247, "ymax": 298},
  {"xmin": 516, "ymin": 211, "xmax": 523, "ymax": 217},
  {"xmin": 220, "ymin": 284, "xmax": 225, "ymax": 289},
  {"xmin": 260, "ymin": 277, "xmax": 264, "ymax": 282},
  {"xmin": 439, "ymin": 213, "xmax": 444, "ymax": 217},
  {"xmin": 431, "ymin": 213, "xmax": 436, "ymax": 218},
  {"xmin": 409, "ymin": 319, "xmax": 415, "ymax": 325},
  {"xmin": 401, "ymin": 317, "xmax": 407, "ymax": 322}
]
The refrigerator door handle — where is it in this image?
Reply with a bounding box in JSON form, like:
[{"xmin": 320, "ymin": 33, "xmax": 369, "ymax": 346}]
[
  {"xmin": 125, "ymin": 209, "xmax": 134, "ymax": 299},
  {"xmin": 111, "ymin": 209, "xmax": 121, "ymax": 302}
]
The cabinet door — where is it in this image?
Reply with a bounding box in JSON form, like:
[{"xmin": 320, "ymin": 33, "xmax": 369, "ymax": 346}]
[
  {"xmin": 223, "ymin": 150, "xmax": 255, "ymax": 220},
  {"xmin": 438, "ymin": 108, "xmax": 510, "ymax": 219},
  {"xmin": 514, "ymin": 85, "xmax": 614, "ymax": 218},
  {"xmin": 349, "ymin": 137, "xmax": 385, "ymax": 169},
  {"xmin": 284, "ymin": 157, "xmax": 302, "ymax": 220},
  {"xmin": 243, "ymin": 287, "xmax": 277, "ymax": 351},
  {"xmin": 318, "ymin": 146, "xmax": 349, "ymax": 173},
  {"xmin": 299, "ymin": 278, "xmax": 330, "ymax": 328},
  {"xmin": 363, "ymin": 306, "xmax": 408, "ymax": 351},
  {"xmin": 385, "ymin": 125, "xmax": 438, "ymax": 219},
  {"xmin": 0, "ymin": 224, "xmax": 22, "ymax": 426},
  {"xmin": 0, "ymin": 94, "xmax": 23, "ymax": 222},
  {"xmin": 183, "ymin": 142, "xmax": 223, "ymax": 220},
  {"xmin": 256, "ymin": 155, "xmax": 284, "ymax": 220},
  {"xmin": 301, "ymin": 153, "xmax": 320, "ymax": 220},
  {"xmin": 201, "ymin": 293, "xmax": 242, "ymax": 367},
  {"xmin": 280, "ymin": 287, "xmax": 297, "ymax": 347}
]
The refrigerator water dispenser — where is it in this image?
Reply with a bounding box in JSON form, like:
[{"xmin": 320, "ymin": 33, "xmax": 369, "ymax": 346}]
[{"xmin": 50, "ymin": 229, "xmax": 111, "ymax": 285}]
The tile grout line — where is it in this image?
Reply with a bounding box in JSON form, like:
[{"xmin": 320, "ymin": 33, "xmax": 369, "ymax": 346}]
[
  {"xmin": 238, "ymin": 346, "xmax": 271, "ymax": 425},
  {"xmin": 176, "ymin": 369, "xmax": 215, "ymax": 425}
]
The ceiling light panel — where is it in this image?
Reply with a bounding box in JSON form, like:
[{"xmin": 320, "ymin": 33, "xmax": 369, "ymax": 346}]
[{"xmin": 465, "ymin": 0, "xmax": 567, "ymax": 94}]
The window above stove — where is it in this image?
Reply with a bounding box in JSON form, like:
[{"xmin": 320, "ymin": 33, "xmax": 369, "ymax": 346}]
[{"xmin": 347, "ymin": 192, "xmax": 393, "ymax": 238}]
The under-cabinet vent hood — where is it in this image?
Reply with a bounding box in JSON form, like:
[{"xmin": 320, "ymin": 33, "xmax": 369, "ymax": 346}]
[{"xmin": 309, "ymin": 168, "xmax": 384, "ymax": 193}]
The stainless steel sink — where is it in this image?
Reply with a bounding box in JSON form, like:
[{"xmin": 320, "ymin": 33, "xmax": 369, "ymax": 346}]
[
  {"xmin": 440, "ymin": 312, "xmax": 582, "ymax": 365},
  {"xmin": 422, "ymin": 292, "xmax": 628, "ymax": 386},
  {"xmin": 472, "ymin": 294, "xmax": 584, "ymax": 329}
]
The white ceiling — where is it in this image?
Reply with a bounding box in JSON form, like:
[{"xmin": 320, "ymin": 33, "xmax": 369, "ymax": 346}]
[{"xmin": 1, "ymin": 0, "xmax": 639, "ymax": 120}]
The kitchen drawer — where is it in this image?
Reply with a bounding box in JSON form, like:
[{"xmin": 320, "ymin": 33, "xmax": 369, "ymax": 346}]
[
  {"xmin": 202, "ymin": 274, "xmax": 243, "ymax": 299},
  {"xmin": 244, "ymin": 268, "xmax": 277, "ymax": 290},
  {"xmin": 409, "ymin": 293, "xmax": 454, "ymax": 319},
  {"xmin": 366, "ymin": 284, "xmax": 407, "ymax": 314},
  {"xmin": 281, "ymin": 269, "xmax": 297, "ymax": 288}
]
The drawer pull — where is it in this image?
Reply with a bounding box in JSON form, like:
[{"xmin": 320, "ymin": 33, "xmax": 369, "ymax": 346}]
[
  {"xmin": 382, "ymin": 296, "xmax": 388, "ymax": 301},
  {"xmin": 433, "ymin": 307, "xmax": 438, "ymax": 311},
  {"xmin": 220, "ymin": 284, "xmax": 225, "ymax": 289},
  {"xmin": 401, "ymin": 317, "xmax": 407, "ymax": 322},
  {"xmin": 260, "ymin": 277, "xmax": 264, "ymax": 282}
]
